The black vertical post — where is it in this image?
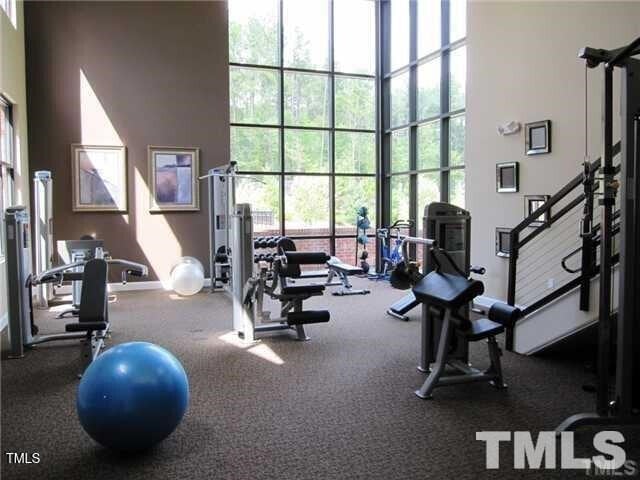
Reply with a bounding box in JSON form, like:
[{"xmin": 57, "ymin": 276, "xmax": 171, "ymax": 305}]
[
  {"xmin": 596, "ymin": 64, "xmax": 615, "ymax": 417},
  {"xmin": 278, "ymin": 0, "xmax": 286, "ymax": 237},
  {"xmin": 377, "ymin": 0, "xmax": 391, "ymax": 272},
  {"xmin": 616, "ymin": 57, "xmax": 640, "ymax": 414},
  {"xmin": 440, "ymin": 0, "xmax": 450, "ymax": 202},
  {"xmin": 409, "ymin": 0, "xmax": 418, "ymax": 252},
  {"xmin": 329, "ymin": 0, "xmax": 336, "ymax": 256},
  {"xmin": 506, "ymin": 230, "xmax": 519, "ymax": 351}
]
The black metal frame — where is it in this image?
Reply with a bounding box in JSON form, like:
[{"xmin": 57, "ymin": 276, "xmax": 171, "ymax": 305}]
[
  {"xmin": 502, "ymin": 36, "xmax": 640, "ymax": 430},
  {"xmin": 555, "ymin": 38, "xmax": 640, "ymax": 431},
  {"xmin": 378, "ymin": 0, "xmax": 466, "ymax": 247},
  {"xmin": 229, "ymin": 1, "xmax": 377, "ymax": 255},
  {"xmin": 496, "ymin": 161, "xmax": 519, "ymax": 193},
  {"xmin": 524, "ymin": 119, "xmax": 551, "ymax": 155}
]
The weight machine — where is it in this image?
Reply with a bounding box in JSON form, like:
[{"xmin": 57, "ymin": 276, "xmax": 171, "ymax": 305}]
[
  {"xmin": 555, "ymin": 36, "xmax": 640, "ymax": 431},
  {"xmin": 5, "ymin": 206, "xmax": 148, "ymax": 375},
  {"xmin": 32, "ymin": 170, "xmax": 54, "ymax": 308},
  {"xmin": 232, "ymin": 204, "xmax": 331, "ymax": 342}
]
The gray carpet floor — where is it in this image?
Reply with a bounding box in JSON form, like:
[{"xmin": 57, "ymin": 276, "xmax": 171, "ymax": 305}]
[{"xmin": 1, "ymin": 277, "xmax": 638, "ymax": 480}]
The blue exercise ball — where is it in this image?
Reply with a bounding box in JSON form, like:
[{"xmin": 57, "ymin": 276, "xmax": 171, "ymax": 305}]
[{"xmin": 77, "ymin": 342, "xmax": 189, "ymax": 452}]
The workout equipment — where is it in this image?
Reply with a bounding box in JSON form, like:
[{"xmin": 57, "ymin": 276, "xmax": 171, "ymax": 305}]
[
  {"xmin": 5, "ymin": 206, "xmax": 148, "ymax": 374},
  {"xmin": 391, "ymin": 235, "xmax": 520, "ymax": 399},
  {"xmin": 170, "ymin": 256, "xmax": 205, "ymax": 296},
  {"xmin": 77, "ymin": 342, "xmax": 189, "ymax": 452},
  {"xmin": 56, "ymin": 238, "xmax": 105, "ymax": 318},
  {"xmin": 325, "ymin": 257, "xmax": 370, "ymax": 296},
  {"xmin": 276, "ymin": 237, "xmax": 369, "ymax": 296},
  {"xmin": 355, "ymin": 206, "xmax": 370, "ymax": 273},
  {"xmin": 232, "ymin": 205, "xmax": 331, "ymax": 342},
  {"xmin": 388, "ymin": 203, "xmax": 478, "ymax": 322},
  {"xmin": 200, "ymin": 163, "xmax": 264, "ymax": 292},
  {"xmin": 32, "ymin": 170, "xmax": 54, "ymax": 308},
  {"xmin": 370, "ymin": 219, "xmax": 413, "ymax": 281},
  {"xmin": 554, "ymin": 37, "xmax": 640, "ymax": 432},
  {"xmin": 201, "ymin": 163, "xmax": 236, "ymax": 292}
]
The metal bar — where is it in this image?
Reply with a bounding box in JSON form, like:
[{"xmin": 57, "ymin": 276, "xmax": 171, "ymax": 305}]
[
  {"xmin": 522, "ymin": 252, "xmax": 619, "ymax": 317},
  {"xmin": 229, "ymin": 62, "xmax": 374, "ymax": 79},
  {"xmin": 278, "ymin": 0, "xmax": 285, "ymax": 237},
  {"xmin": 329, "ymin": 0, "xmax": 336, "ymax": 257},
  {"xmin": 386, "ymin": 165, "xmax": 465, "ymax": 177},
  {"xmin": 517, "ymin": 193, "xmax": 585, "ymax": 249},
  {"xmin": 384, "ymin": 108, "xmax": 466, "ymax": 133},
  {"xmin": 616, "ymin": 57, "xmax": 640, "ymax": 415},
  {"xmin": 510, "ymin": 143, "xmax": 620, "ymax": 237},
  {"xmin": 231, "ymin": 123, "xmax": 375, "ymax": 134},
  {"xmin": 596, "ymin": 64, "xmax": 615, "ymax": 416},
  {"xmin": 383, "ymin": 37, "xmax": 467, "ymax": 79},
  {"xmin": 408, "ymin": 0, "xmax": 417, "ymax": 247}
]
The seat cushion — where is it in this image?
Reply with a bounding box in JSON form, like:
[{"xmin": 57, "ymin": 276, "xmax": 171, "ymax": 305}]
[
  {"xmin": 281, "ymin": 284, "xmax": 325, "ymax": 296},
  {"xmin": 327, "ymin": 257, "xmax": 363, "ymax": 275},
  {"xmin": 463, "ymin": 318, "xmax": 505, "ymax": 341},
  {"xmin": 412, "ymin": 272, "xmax": 484, "ymax": 310}
]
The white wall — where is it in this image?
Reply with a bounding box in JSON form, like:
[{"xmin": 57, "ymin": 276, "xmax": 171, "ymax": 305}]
[
  {"xmin": 0, "ymin": 0, "xmax": 29, "ymax": 330},
  {"xmin": 466, "ymin": 1, "xmax": 640, "ymax": 300}
]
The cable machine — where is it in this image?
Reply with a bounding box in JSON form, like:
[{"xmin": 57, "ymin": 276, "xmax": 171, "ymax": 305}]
[
  {"xmin": 32, "ymin": 170, "xmax": 54, "ymax": 308},
  {"xmin": 557, "ymin": 36, "xmax": 640, "ymax": 431}
]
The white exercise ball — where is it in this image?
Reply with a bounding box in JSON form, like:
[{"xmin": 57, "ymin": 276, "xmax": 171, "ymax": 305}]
[{"xmin": 170, "ymin": 257, "xmax": 205, "ymax": 296}]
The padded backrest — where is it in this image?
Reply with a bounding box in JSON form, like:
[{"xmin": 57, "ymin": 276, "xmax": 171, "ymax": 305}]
[{"xmin": 78, "ymin": 259, "xmax": 108, "ymax": 324}]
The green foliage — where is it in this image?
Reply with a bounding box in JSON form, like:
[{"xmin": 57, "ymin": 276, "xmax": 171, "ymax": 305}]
[
  {"xmin": 285, "ymin": 130, "xmax": 330, "ymax": 172},
  {"xmin": 231, "ymin": 127, "xmax": 280, "ymax": 171},
  {"xmin": 229, "ymin": 0, "xmax": 466, "ymax": 231},
  {"xmin": 335, "ymin": 132, "xmax": 375, "ymax": 174}
]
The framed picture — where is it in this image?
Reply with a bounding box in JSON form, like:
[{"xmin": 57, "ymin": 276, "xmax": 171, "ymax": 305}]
[
  {"xmin": 148, "ymin": 146, "xmax": 200, "ymax": 212},
  {"xmin": 525, "ymin": 120, "xmax": 551, "ymax": 155},
  {"xmin": 495, "ymin": 227, "xmax": 512, "ymax": 258},
  {"xmin": 524, "ymin": 195, "xmax": 551, "ymax": 227},
  {"xmin": 496, "ymin": 162, "xmax": 519, "ymax": 193},
  {"xmin": 71, "ymin": 144, "xmax": 127, "ymax": 212}
]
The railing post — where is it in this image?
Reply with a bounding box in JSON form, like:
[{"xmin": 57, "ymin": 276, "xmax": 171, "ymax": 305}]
[{"xmin": 506, "ymin": 230, "xmax": 519, "ymax": 351}]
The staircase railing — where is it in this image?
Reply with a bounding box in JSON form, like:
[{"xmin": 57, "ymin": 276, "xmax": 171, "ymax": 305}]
[{"xmin": 505, "ymin": 142, "xmax": 621, "ymax": 350}]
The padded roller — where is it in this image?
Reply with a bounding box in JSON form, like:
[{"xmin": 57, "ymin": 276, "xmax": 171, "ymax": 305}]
[
  {"xmin": 287, "ymin": 310, "xmax": 330, "ymax": 325},
  {"xmin": 488, "ymin": 302, "xmax": 522, "ymax": 328},
  {"xmin": 65, "ymin": 321, "xmax": 108, "ymax": 332},
  {"xmin": 284, "ymin": 252, "xmax": 330, "ymax": 265}
]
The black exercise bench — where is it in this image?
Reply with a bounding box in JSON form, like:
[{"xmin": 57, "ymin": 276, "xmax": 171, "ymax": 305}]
[{"xmin": 412, "ymin": 270, "xmax": 520, "ymax": 399}]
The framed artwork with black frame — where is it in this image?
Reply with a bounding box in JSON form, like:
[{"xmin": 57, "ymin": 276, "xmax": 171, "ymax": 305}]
[
  {"xmin": 524, "ymin": 195, "xmax": 551, "ymax": 227},
  {"xmin": 496, "ymin": 162, "xmax": 519, "ymax": 193},
  {"xmin": 525, "ymin": 120, "xmax": 551, "ymax": 155},
  {"xmin": 495, "ymin": 227, "xmax": 512, "ymax": 258}
]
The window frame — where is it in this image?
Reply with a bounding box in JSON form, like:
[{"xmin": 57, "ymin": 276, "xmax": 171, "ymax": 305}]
[
  {"xmin": 0, "ymin": 97, "xmax": 16, "ymax": 262},
  {"xmin": 378, "ymin": 0, "xmax": 466, "ymax": 240},
  {"xmin": 229, "ymin": 0, "xmax": 378, "ymax": 255}
]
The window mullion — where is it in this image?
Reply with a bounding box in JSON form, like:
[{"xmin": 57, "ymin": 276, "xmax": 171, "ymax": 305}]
[{"xmin": 278, "ymin": 0, "xmax": 286, "ymax": 236}]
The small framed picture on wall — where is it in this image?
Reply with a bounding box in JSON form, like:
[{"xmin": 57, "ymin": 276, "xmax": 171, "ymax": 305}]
[
  {"xmin": 525, "ymin": 120, "xmax": 551, "ymax": 155},
  {"xmin": 496, "ymin": 162, "xmax": 519, "ymax": 193},
  {"xmin": 524, "ymin": 195, "xmax": 551, "ymax": 227},
  {"xmin": 495, "ymin": 227, "xmax": 512, "ymax": 258},
  {"xmin": 71, "ymin": 144, "xmax": 127, "ymax": 212},
  {"xmin": 148, "ymin": 146, "xmax": 200, "ymax": 212}
]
